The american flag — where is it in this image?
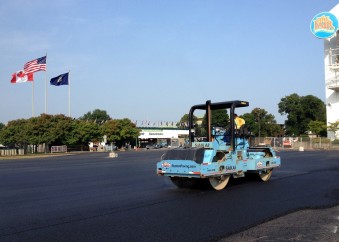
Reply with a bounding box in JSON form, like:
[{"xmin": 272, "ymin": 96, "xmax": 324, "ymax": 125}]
[{"xmin": 24, "ymin": 56, "xmax": 47, "ymax": 74}]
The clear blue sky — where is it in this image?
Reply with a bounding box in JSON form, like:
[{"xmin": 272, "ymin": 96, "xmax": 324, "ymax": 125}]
[{"xmin": 0, "ymin": 0, "xmax": 337, "ymax": 124}]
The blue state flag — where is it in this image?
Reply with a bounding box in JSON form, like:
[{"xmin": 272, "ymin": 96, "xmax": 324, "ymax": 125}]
[{"xmin": 50, "ymin": 73, "xmax": 69, "ymax": 86}]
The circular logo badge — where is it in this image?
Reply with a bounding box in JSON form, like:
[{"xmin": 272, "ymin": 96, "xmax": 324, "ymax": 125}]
[{"xmin": 310, "ymin": 12, "xmax": 338, "ymax": 39}]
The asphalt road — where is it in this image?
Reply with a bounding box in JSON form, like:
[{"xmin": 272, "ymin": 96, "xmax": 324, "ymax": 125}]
[{"xmin": 0, "ymin": 150, "xmax": 338, "ymax": 242}]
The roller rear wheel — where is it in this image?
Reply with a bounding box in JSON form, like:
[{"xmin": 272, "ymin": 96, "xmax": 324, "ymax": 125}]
[
  {"xmin": 170, "ymin": 177, "xmax": 199, "ymax": 188},
  {"xmin": 259, "ymin": 169, "xmax": 273, "ymax": 181},
  {"xmin": 170, "ymin": 177, "xmax": 184, "ymax": 188},
  {"xmin": 209, "ymin": 175, "xmax": 230, "ymax": 190}
]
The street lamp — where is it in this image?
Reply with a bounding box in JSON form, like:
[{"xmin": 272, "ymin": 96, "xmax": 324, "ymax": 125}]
[{"xmin": 256, "ymin": 114, "xmax": 261, "ymax": 144}]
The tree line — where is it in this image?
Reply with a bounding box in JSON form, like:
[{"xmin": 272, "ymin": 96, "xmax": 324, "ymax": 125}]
[
  {"xmin": 177, "ymin": 93, "xmax": 339, "ymax": 138},
  {"xmin": 0, "ymin": 110, "xmax": 139, "ymax": 152},
  {"xmin": 1, "ymin": 93, "xmax": 339, "ymax": 152}
]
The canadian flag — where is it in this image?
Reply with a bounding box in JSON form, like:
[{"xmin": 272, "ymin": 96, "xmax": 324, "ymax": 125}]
[{"xmin": 10, "ymin": 70, "xmax": 34, "ymax": 83}]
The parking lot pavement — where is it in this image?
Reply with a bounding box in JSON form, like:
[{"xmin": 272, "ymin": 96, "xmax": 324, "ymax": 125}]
[{"xmin": 221, "ymin": 205, "xmax": 339, "ymax": 242}]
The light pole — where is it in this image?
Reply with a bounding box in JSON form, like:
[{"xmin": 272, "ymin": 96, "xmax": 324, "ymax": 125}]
[{"xmin": 256, "ymin": 114, "xmax": 261, "ymax": 144}]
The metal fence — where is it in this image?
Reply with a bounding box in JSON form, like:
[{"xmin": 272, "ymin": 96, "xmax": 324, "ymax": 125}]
[
  {"xmin": 251, "ymin": 137, "xmax": 339, "ymax": 150},
  {"xmin": 51, "ymin": 145, "xmax": 67, "ymax": 153}
]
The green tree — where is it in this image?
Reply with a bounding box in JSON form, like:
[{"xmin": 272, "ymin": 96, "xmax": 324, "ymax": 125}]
[
  {"xmin": 196, "ymin": 109, "xmax": 229, "ymax": 137},
  {"xmin": 50, "ymin": 114, "xmax": 75, "ymax": 146},
  {"xmin": 327, "ymin": 120, "xmax": 339, "ymax": 138},
  {"xmin": 253, "ymin": 108, "xmax": 280, "ymax": 137},
  {"xmin": 67, "ymin": 120, "xmax": 101, "ymax": 150},
  {"xmin": 242, "ymin": 108, "xmax": 281, "ymax": 137},
  {"xmin": 26, "ymin": 114, "xmax": 74, "ymax": 152},
  {"xmin": 118, "ymin": 118, "xmax": 140, "ymax": 146},
  {"xmin": 202, "ymin": 109, "xmax": 229, "ymax": 128},
  {"xmin": 100, "ymin": 118, "xmax": 140, "ymax": 148},
  {"xmin": 0, "ymin": 123, "xmax": 5, "ymax": 144},
  {"xmin": 178, "ymin": 114, "xmax": 197, "ymax": 128},
  {"xmin": 26, "ymin": 115, "xmax": 52, "ymax": 152},
  {"xmin": 308, "ymin": 120, "xmax": 327, "ymax": 137},
  {"xmin": 278, "ymin": 93, "xmax": 326, "ymax": 135},
  {"xmin": 0, "ymin": 119, "xmax": 29, "ymax": 148},
  {"xmin": 79, "ymin": 109, "xmax": 111, "ymax": 125},
  {"xmin": 100, "ymin": 120, "xmax": 119, "ymax": 143}
]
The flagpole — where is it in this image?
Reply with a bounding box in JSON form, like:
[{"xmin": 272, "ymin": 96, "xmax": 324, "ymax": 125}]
[
  {"xmin": 68, "ymin": 70, "xmax": 71, "ymax": 117},
  {"xmin": 32, "ymin": 81, "xmax": 35, "ymax": 117},
  {"xmin": 45, "ymin": 75, "xmax": 47, "ymax": 113},
  {"xmin": 45, "ymin": 52, "xmax": 47, "ymax": 114}
]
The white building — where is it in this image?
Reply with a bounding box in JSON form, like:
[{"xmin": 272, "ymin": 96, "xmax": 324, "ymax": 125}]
[
  {"xmin": 318, "ymin": 4, "xmax": 339, "ymax": 139},
  {"xmin": 138, "ymin": 128, "xmax": 189, "ymax": 147}
]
